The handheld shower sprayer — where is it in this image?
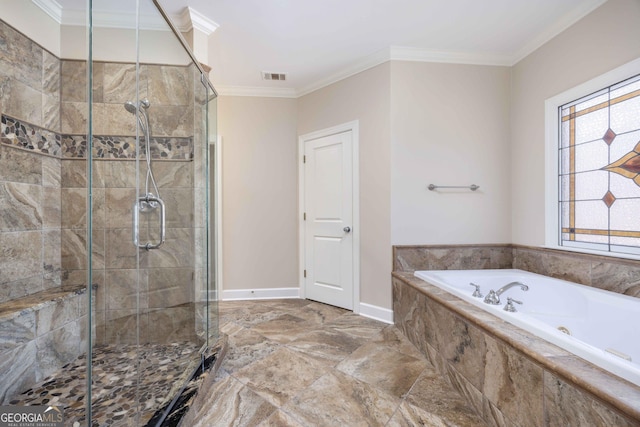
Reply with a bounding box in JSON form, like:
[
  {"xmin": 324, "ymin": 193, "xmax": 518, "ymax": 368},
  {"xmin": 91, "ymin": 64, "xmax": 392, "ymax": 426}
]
[{"xmin": 123, "ymin": 99, "xmax": 160, "ymax": 205}]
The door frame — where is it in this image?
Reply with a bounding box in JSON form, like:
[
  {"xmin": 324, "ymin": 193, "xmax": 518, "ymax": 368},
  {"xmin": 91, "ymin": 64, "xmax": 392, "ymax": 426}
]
[{"xmin": 298, "ymin": 121, "xmax": 360, "ymax": 313}]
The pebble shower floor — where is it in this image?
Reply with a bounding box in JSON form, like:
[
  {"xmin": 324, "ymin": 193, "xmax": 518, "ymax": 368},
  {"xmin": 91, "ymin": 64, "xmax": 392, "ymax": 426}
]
[{"xmin": 8, "ymin": 342, "xmax": 200, "ymax": 426}]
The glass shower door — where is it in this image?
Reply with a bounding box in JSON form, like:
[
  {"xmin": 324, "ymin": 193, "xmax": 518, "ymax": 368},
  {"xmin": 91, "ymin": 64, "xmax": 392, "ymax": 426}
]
[{"xmin": 88, "ymin": 0, "xmax": 215, "ymax": 425}]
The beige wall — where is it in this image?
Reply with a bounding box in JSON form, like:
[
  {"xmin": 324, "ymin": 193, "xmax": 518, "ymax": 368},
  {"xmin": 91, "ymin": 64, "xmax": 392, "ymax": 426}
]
[
  {"xmin": 298, "ymin": 63, "xmax": 392, "ymax": 309},
  {"xmin": 510, "ymin": 0, "xmax": 640, "ymax": 246},
  {"xmin": 390, "ymin": 61, "xmax": 511, "ymax": 244},
  {"xmin": 218, "ymin": 96, "xmax": 299, "ymax": 291}
]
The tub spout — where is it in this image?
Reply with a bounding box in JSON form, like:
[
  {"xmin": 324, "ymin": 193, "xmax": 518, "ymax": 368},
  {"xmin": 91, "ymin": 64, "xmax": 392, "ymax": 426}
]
[{"xmin": 484, "ymin": 281, "xmax": 528, "ymax": 305}]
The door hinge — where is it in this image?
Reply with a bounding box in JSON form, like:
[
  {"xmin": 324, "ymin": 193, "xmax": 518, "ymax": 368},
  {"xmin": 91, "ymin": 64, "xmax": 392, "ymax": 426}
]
[
  {"xmin": 303, "ymin": 155, "xmax": 306, "ymax": 163},
  {"xmin": 303, "ymin": 212, "xmax": 306, "ymax": 221},
  {"xmin": 304, "ymin": 269, "xmax": 307, "ymax": 278}
]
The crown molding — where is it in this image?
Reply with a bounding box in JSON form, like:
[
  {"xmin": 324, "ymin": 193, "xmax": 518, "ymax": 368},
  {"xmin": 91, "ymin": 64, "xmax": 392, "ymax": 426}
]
[
  {"xmin": 31, "ymin": 0, "xmax": 62, "ymax": 23},
  {"xmin": 511, "ymin": 0, "xmax": 608, "ymax": 65},
  {"xmin": 179, "ymin": 7, "xmax": 219, "ymax": 35},
  {"xmin": 296, "ymin": 48, "xmax": 391, "ymax": 97},
  {"xmin": 216, "ymin": 85, "xmax": 298, "ymax": 98},
  {"xmin": 389, "ymin": 46, "xmax": 512, "ymax": 66}
]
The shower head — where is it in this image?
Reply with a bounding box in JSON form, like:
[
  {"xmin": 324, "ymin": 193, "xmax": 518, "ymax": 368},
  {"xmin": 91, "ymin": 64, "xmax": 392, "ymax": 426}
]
[
  {"xmin": 124, "ymin": 99, "xmax": 151, "ymax": 114},
  {"xmin": 124, "ymin": 101, "xmax": 138, "ymax": 114}
]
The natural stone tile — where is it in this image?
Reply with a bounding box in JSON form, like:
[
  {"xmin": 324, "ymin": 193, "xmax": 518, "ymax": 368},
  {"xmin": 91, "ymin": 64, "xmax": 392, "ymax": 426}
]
[
  {"xmin": 159, "ymin": 188, "xmax": 193, "ymax": 228},
  {"xmin": 0, "ymin": 341, "xmax": 37, "ymax": 404},
  {"xmin": 61, "ymin": 159, "xmax": 87, "ymax": 188},
  {"xmin": 187, "ymin": 375, "xmax": 276, "ymax": 427},
  {"xmin": 43, "ymin": 229, "xmax": 62, "ymax": 288},
  {"xmin": 147, "ymin": 267, "xmax": 193, "ymax": 308},
  {"xmin": 102, "ymin": 63, "xmax": 137, "ymax": 104},
  {"xmin": 105, "ymin": 188, "xmax": 136, "ymax": 228},
  {"xmin": 35, "ymin": 319, "xmax": 83, "ymax": 380},
  {"xmin": 222, "ymin": 328, "xmax": 280, "ymax": 374},
  {"xmin": 233, "ymin": 347, "xmax": 327, "ymax": 407},
  {"xmin": 258, "ymin": 410, "xmax": 305, "ymax": 427},
  {"xmin": 144, "ymin": 64, "xmax": 191, "ymax": 106},
  {"xmin": 370, "ymin": 325, "xmax": 426, "ymax": 360},
  {"xmin": 591, "ymin": 262, "xmax": 640, "ymax": 296},
  {"xmin": 152, "ymin": 161, "xmax": 193, "ymax": 188},
  {"xmin": 35, "ymin": 296, "xmax": 81, "ymax": 337},
  {"xmin": 0, "ymin": 145, "xmax": 42, "ymax": 184},
  {"xmin": 325, "ymin": 312, "xmax": 385, "ymax": 339},
  {"xmin": 149, "ymin": 105, "xmax": 193, "ymax": 138},
  {"xmin": 146, "ymin": 305, "xmax": 197, "ymax": 343},
  {"xmin": 61, "ymin": 187, "xmax": 87, "ymax": 229},
  {"xmin": 387, "ymin": 401, "xmax": 482, "ymax": 427},
  {"xmin": 445, "ymin": 364, "xmax": 487, "ymax": 425},
  {"xmin": 287, "ymin": 301, "xmax": 346, "ymax": 325},
  {"xmin": 543, "ymin": 372, "xmax": 638, "ymax": 427},
  {"xmin": 0, "ymin": 21, "xmax": 42, "ymax": 89},
  {"xmin": 425, "ymin": 297, "xmax": 488, "ymax": 391},
  {"xmin": 60, "ymin": 101, "xmax": 88, "ymax": 134},
  {"xmin": 92, "ymin": 61, "xmax": 104, "ymax": 103},
  {"xmin": 94, "ymin": 101, "xmax": 136, "ymax": 135},
  {"xmin": 287, "ymin": 328, "xmax": 366, "ymax": 366},
  {"xmin": 283, "ymin": 370, "xmax": 399, "ymax": 427},
  {"xmin": 105, "ymin": 228, "xmax": 137, "ymax": 269},
  {"xmin": 483, "ymin": 335, "xmax": 544, "ymax": 427},
  {"xmin": 105, "ymin": 269, "xmax": 147, "ymax": 310},
  {"xmin": 248, "ymin": 313, "xmax": 312, "ymax": 344},
  {"xmin": 0, "ymin": 182, "xmax": 43, "ymax": 231},
  {"xmin": 337, "ymin": 342, "xmax": 427, "ymax": 398},
  {"xmin": 404, "ymin": 368, "xmax": 485, "ymax": 426},
  {"xmin": 60, "ymin": 60, "xmax": 86, "ymax": 102},
  {"xmin": 0, "ymin": 77, "xmax": 42, "ymax": 126},
  {"xmin": 42, "ymin": 93, "xmax": 60, "ymax": 131},
  {"xmin": 0, "ymin": 311, "xmax": 36, "ymax": 351},
  {"xmin": 394, "ymin": 247, "xmax": 430, "ymax": 272},
  {"xmin": 102, "ymin": 160, "xmax": 136, "ymax": 188},
  {"xmin": 0, "ymin": 276, "xmax": 43, "ymax": 303},
  {"xmin": 61, "ymin": 228, "xmax": 86, "ymax": 270},
  {"xmin": 41, "ymin": 155, "xmax": 60, "ymax": 187},
  {"xmin": 139, "ymin": 227, "xmax": 193, "ymax": 269},
  {"xmin": 427, "ymin": 247, "xmax": 511, "ymax": 271},
  {"xmin": 0, "ymin": 231, "xmax": 41, "ymax": 285},
  {"xmin": 42, "ymin": 50, "xmax": 60, "ymax": 97}
]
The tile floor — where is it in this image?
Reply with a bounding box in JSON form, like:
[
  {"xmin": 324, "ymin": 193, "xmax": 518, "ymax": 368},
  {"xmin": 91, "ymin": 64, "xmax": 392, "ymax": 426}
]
[{"xmin": 186, "ymin": 299, "xmax": 486, "ymax": 426}]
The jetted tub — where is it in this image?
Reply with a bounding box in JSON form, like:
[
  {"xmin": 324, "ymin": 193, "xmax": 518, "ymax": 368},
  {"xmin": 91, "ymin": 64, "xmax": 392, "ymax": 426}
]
[{"xmin": 414, "ymin": 269, "xmax": 640, "ymax": 386}]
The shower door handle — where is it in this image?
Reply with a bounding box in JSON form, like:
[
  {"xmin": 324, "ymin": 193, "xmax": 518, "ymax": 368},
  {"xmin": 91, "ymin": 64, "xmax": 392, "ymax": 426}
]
[{"xmin": 132, "ymin": 195, "xmax": 166, "ymax": 250}]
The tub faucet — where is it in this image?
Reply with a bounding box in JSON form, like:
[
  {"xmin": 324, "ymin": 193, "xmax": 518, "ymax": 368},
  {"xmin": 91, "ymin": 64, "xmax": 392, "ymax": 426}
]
[{"xmin": 484, "ymin": 281, "xmax": 529, "ymax": 305}]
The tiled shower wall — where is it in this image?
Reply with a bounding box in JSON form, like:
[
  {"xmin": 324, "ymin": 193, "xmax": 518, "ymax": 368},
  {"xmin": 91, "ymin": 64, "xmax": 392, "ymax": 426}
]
[
  {"xmin": 0, "ymin": 19, "xmax": 202, "ymax": 345},
  {"xmin": 0, "ymin": 20, "xmax": 63, "ymax": 303}
]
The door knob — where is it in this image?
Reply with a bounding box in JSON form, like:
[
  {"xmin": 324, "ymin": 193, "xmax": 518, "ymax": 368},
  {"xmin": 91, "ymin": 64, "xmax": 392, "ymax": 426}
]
[{"xmin": 343, "ymin": 226, "xmax": 351, "ymax": 233}]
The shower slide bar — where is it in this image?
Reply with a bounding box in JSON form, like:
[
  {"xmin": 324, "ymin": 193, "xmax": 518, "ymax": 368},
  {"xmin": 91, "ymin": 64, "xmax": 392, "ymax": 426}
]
[
  {"xmin": 428, "ymin": 184, "xmax": 480, "ymax": 191},
  {"xmin": 132, "ymin": 195, "xmax": 166, "ymax": 250}
]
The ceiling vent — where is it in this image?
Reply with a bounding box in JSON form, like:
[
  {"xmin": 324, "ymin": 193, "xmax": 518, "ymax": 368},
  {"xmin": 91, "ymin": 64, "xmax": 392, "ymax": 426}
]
[{"xmin": 262, "ymin": 72, "xmax": 287, "ymax": 81}]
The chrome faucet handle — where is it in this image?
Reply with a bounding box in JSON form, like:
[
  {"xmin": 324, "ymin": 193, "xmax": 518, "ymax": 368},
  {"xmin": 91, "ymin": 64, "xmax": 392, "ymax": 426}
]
[
  {"xmin": 468, "ymin": 282, "xmax": 483, "ymax": 298},
  {"xmin": 504, "ymin": 297, "xmax": 523, "ymax": 312},
  {"xmin": 484, "ymin": 290, "xmax": 500, "ymax": 305}
]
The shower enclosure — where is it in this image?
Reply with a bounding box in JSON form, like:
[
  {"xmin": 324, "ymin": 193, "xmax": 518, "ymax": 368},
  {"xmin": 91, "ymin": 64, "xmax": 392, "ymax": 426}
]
[{"xmin": 0, "ymin": 0, "xmax": 219, "ymax": 425}]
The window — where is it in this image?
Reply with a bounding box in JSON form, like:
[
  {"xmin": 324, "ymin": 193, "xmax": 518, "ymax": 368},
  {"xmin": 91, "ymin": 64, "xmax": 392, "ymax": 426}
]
[{"xmin": 555, "ymin": 72, "xmax": 640, "ymax": 256}]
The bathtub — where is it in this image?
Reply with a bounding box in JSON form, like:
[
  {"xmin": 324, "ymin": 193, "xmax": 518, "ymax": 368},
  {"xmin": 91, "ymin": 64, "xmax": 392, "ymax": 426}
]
[{"xmin": 414, "ymin": 269, "xmax": 640, "ymax": 387}]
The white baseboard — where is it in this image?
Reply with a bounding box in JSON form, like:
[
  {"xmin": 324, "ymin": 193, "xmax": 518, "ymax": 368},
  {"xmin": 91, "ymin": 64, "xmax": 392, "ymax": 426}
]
[
  {"xmin": 358, "ymin": 302, "xmax": 394, "ymax": 324},
  {"xmin": 222, "ymin": 287, "xmax": 300, "ymax": 301}
]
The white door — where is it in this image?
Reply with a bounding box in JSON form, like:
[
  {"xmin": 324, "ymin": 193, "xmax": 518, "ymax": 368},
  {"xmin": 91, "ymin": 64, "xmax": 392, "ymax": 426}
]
[{"xmin": 303, "ymin": 131, "xmax": 353, "ymax": 309}]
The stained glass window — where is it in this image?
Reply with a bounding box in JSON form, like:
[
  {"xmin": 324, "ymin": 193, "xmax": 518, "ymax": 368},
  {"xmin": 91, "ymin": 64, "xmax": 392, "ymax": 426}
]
[{"xmin": 559, "ymin": 73, "xmax": 640, "ymax": 255}]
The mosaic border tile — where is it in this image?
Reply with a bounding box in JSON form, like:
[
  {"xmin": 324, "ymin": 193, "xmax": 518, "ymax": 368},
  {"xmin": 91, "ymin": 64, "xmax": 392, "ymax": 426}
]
[
  {"xmin": 1, "ymin": 114, "xmax": 62, "ymax": 157},
  {"xmin": 2, "ymin": 114, "xmax": 193, "ymax": 160}
]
